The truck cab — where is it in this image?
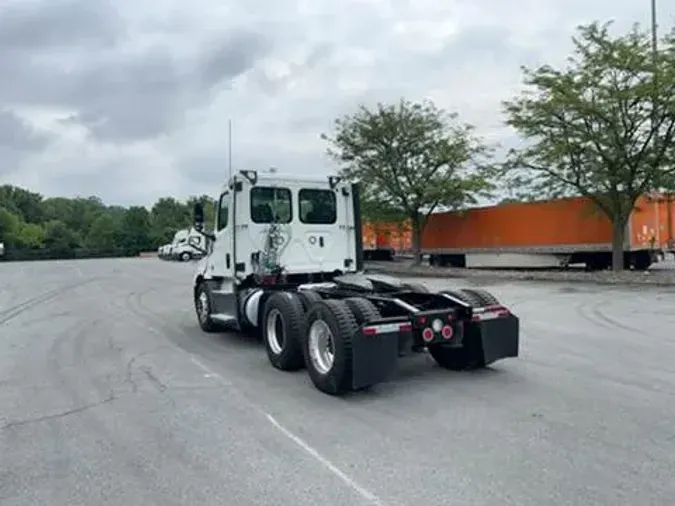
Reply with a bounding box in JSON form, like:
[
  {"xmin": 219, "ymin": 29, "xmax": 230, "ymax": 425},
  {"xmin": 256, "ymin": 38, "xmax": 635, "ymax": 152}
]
[
  {"xmin": 191, "ymin": 170, "xmax": 362, "ymax": 328},
  {"xmin": 169, "ymin": 228, "xmax": 205, "ymax": 262}
]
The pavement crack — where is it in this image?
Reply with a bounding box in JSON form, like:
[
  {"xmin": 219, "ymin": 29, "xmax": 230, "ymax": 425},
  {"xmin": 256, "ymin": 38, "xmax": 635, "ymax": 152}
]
[
  {"xmin": 138, "ymin": 366, "xmax": 175, "ymax": 407},
  {"xmin": 1, "ymin": 394, "xmax": 117, "ymax": 430},
  {"xmin": 124, "ymin": 356, "xmax": 139, "ymax": 393},
  {"xmin": 140, "ymin": 366, "xmax": 167, "ymax": 392}
]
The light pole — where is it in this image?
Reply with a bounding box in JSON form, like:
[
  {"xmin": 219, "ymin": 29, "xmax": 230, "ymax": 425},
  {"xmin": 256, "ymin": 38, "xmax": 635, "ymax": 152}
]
[{"xmin": 650, "ymin": 0, "xmax": 672, "ymax": 249}]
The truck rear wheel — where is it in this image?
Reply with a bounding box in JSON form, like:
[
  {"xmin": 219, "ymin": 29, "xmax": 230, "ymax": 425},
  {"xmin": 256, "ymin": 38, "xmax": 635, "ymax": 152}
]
[
  {"xmin": 296, "ymin": 290, "xmax": 323, "ymax": 311},
  {"xmin": 402, "ymin": 282, "xmax": 429, "ymax": 293},
  {"xmin": 439, "ymin": 289, "xmax": 481, "ymax": 307},
  {"xmin": 459, "ymin": 288, "xmax": 499, "ymax": 306},
  {"xmin": 262, "ymin": 292, "xmax": 306, "ymax": 371},
  {"xmin": 303, "ymin": 299, "xmax": 359, "ymax": 395},
  {"xmin": 343, "ymin": 297, "xmax": 380, "ymax": 324},
  {"xmin": 428, "ymin": 344, "xmax": 484, "ymax": 370},
  {"xmin": 180, "ymin": 251, "xmax": 191, "ymax": 262}
]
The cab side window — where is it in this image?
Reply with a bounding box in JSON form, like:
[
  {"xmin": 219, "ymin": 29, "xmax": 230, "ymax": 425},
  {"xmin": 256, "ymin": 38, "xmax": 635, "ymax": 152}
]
[{"xmin": 217, "ymin": 193, "xmax": 229, "ymax": 231}]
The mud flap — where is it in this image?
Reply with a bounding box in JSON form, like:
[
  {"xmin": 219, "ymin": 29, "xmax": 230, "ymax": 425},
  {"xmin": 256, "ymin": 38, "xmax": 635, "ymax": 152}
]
[
  {"xmin": 476, "ymin": 314, "xmax": 520, "ymax": 365},
  {"xmin": 350, "ymin": 321, "xmax": 404, "ymax": 390}
]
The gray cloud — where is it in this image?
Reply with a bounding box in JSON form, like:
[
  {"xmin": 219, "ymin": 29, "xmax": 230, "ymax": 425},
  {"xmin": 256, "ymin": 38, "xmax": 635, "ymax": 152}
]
[
  {"xmin": 0, "ymin": 0, "xmax": 670, "ymax": 204},
  {"xmin": 26, "ymin": 28, "xmax": 271, "ymax": 142},
  {"xmin": 0, "ymin": 109, "xmax": 53, "ymax": 175},
  {"xmin": 0, "ymin": 0, "xmax": 271, "ymax": 143},
  {"xmin": 0, "ymin": 0, "xmax": 122, "ymax": 50},
  {"xmin": 0, "ymin": 110, "xmax": 50, "ymax": 151}
]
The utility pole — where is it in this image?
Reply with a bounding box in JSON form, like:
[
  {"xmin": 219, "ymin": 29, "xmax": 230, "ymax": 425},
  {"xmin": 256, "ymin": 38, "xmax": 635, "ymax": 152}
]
[{"xmin": 650, "ymin": 0, "xmax": 672, "ymax": 249}]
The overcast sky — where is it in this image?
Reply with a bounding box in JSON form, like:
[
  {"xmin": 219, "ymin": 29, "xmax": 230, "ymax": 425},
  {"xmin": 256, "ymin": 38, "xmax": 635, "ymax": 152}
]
[{"xmin": 0, "ymin": 0, "xmax": 672, "ymax": 206}]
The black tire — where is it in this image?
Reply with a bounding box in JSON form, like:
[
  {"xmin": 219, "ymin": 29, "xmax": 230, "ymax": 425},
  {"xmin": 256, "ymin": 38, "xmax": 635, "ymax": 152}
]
[
  {"xmin": 428, "ymin": 343, "xmax": 484, "ymax": 370},
  {"xmin": 180, "ymin": 252, "xmax": 191, "ymax": 262},
  {"xmin": 459, "ymin": 288, "xmax": 499, "ymax": 306},
  {"xmin": 296, "ymin": 290, "xmax": 323, "ymax": 311},
  {"xmin": 303, "ymin": 299, "xmax": 359, "ymax": 395},
  {"xmin": 402, "ymin": 282, "xmax": 429, "ymax": 293},
  {"xmin": 438, "ymin": 289, "xmax": 482, "ymax": 307},
  {"xmin": 194, "ymin": 282, "xmax": 224, "ymax": 333},
  {"xmin": 262, "ymin": 292, "xmax": 306, "ymax": 371},
  {"xmin": 343, "ymin": 297, "xmax": 380, "ymax": 324}
]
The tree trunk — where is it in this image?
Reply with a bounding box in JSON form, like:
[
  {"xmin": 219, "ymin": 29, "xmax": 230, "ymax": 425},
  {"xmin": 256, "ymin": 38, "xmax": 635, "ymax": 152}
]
[
  {"xmin": 611, "ymin": 218, "xmax": 627, "ymax": 272},
  {"xmin": 412, "ymin": 219, "xmax": 423, "ymax": 266}
]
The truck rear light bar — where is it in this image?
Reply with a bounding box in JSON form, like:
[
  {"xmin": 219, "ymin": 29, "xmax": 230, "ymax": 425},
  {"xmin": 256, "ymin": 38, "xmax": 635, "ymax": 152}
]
[
  {"xmin": 362, "ymin": 322, "xmax": 412, "ymax": 336},
  {"xmin": 417, "ymin": 313, "xmax": 455, "ymax": 325},
  {"xmin": 471, "ymin": 305, "xmax": 510, "ymax": 322}
]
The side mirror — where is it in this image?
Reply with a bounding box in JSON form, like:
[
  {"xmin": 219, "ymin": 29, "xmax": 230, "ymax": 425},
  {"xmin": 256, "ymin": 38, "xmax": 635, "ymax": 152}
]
[{"xmin": 193, "ymin": 202, "xmax": 204, "ymax": 231}]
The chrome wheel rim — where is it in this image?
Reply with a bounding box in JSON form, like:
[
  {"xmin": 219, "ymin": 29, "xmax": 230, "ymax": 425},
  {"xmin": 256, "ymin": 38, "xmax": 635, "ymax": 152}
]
[
  {"xmin": 308, "ymin": 319, "xmax": 335, "ymax": 374},
  {"xmin": 197, "ymin": 291, "xmax": 210, "ymax": 323},
  {"xmin": 266, "ymin": 309, "xmax": 285, "ymax": 354}
]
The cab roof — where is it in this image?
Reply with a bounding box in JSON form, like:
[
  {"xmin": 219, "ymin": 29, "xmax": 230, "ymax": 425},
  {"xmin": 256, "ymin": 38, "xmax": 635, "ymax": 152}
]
[{"xmin": 219, "ymin": 170, "xmax": 346, "ymax": 194}]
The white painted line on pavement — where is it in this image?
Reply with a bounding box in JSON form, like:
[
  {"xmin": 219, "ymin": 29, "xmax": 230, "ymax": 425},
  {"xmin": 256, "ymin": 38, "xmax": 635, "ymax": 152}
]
[
  {"xmin": 189, "ymin": 355, "xmax": 387, "ymax": 506},
  {"xmin": 265, "ymin": 413, "xmax": 387, "ymax": 506}
]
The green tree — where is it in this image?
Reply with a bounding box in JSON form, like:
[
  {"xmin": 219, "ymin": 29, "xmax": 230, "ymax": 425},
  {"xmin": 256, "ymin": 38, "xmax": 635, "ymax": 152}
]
[
  {"xmin": 44, "ymin": 220, "xmax": 80, "ymax": 255},
  {"xmin": 0, "ymin": 185, "xmax": 43, "ymax": 223},
  {"xmin": 502, "ymin": 21, "xmax": 675, "ymax": 271},
  {"xmin": 16, "ymin": 222, "xmax": 45, "ymax": 248},
  {"xmin": 122, "ymin": 206, "xmax": 151, "ymax": 252},
  {"xmin": 86, "ymin": 214, "xmax": 122, "ymax": 250},
  {"xmin": 151, "ymin": 197, "xmax": 190, "ymax": 229},
  {"xmin": 322, "ymin": 99, "xmax": 494, "ymax": 264},
  {"xmin": 0, "ymin": 207, "xmax": 21, "ymax": 246}
]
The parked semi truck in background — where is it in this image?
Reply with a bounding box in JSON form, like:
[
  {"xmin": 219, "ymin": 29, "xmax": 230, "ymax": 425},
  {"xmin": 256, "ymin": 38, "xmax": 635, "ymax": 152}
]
[{"xmin": 364, "ymin": 194, "xmax": 674, "ymax": 271}]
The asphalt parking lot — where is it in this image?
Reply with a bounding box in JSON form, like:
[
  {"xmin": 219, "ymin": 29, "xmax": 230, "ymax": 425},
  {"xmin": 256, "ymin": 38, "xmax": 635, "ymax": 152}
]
[{"xmin": 1, "ymin": 258, "xmax": 674, "ymax": 506}]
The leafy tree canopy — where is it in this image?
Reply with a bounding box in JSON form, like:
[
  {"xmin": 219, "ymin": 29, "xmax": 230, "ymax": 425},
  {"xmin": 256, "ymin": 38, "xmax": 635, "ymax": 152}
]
[
  {"xmin": 503, "ymin": 21, "xmax": 675, "ymax": 270},
  {"xmin": 0, "ymin": 184, "xmax": 216, "ymax": 260},
  {"xmin": 322, "ymin": 99, "xmax": 495, "ymax": 262}
]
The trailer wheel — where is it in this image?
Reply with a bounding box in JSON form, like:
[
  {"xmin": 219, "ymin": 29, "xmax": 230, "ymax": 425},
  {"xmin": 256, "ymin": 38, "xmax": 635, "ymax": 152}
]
[
  {"xmin": 402, "ymin": 282, "xmax": 429, "ymax": 293},
  {"xmin": 262, "ymin": 292, "xmax": 306, "ymax": 371},
  {"xmin": 344, "ymin": 297, "xmax": 380, "ymax": 324},
  {"xmin": 296, "ymin": 290, "xmax": 323, "ymax": 311},
  {"xmin": 303, "ymin": 299, "xmax": 359, "ymax": 395},
  {"xmin": 194, "ymin": 282, "xmax": 224, "ymax": 333},
  {"xmin": 459, "ymin": 288, "xmax": 499, "ymax": 306}
]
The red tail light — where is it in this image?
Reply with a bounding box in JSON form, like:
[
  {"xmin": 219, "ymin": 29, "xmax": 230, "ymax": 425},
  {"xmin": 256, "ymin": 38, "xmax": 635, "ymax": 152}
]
[
  {"xmin": 422, "ymin": 327, "xmax": 434, "ymax": 342},
  {"xmin": 441, "ymin": 325, "xmax": 453, "ymax": 339}
]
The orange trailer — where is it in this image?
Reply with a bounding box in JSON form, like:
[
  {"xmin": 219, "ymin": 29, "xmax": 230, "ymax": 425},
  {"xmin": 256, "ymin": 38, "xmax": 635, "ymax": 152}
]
[
  {"xmin": 362, "ymin": 221, "xmax": 415, "ymax": 260},
  {"xmin": 421, "ymin": 195, "xmax": 674, "ymax": 270},
  {"xmin": 362, "ymin": 221, "xmax": 395, "ymax": 260}
]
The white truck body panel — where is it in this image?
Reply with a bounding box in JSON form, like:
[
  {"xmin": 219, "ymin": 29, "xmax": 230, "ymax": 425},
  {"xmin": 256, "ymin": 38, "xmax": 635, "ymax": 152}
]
[{"xmin": 195, "ymin": 172, "xmax": 358, "ymax": 284}]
